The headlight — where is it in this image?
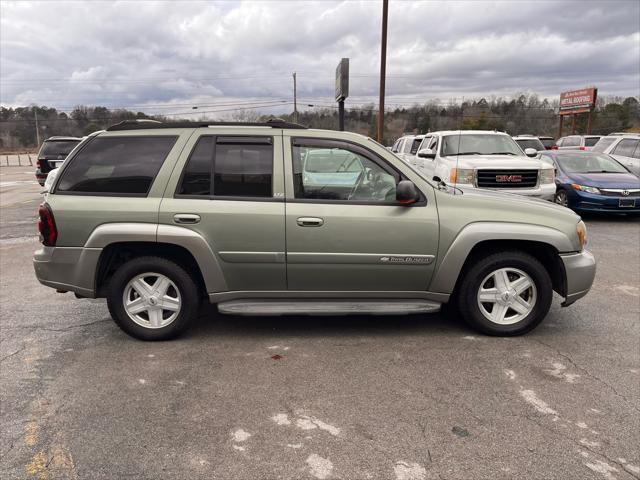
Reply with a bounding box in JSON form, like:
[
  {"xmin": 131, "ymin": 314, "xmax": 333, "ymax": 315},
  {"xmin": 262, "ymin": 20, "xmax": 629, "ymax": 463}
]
[
  {"xmin": 540, "ymin": 168, "xmax": 555, "ymax": 184},
  {"xmin": 576, "ymin": 220, "xmax": 587, "ymax": 249},
  {"xmin": 571, "ymin": 183, "xmax": 601, "ymax": 194},
  {"xmin": 450, "ymin": 168, "xmax": 474, "ymax": 184}
]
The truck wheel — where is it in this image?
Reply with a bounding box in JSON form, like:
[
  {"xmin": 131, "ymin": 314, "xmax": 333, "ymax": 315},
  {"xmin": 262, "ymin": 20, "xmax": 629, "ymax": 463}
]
[
  {"xmin": 457, "ymin": 251, "xmax": 553, "ymax": 336},
  {"xmin": 107, "ymin": 256, "xmax": 199, "ymax": 341}
]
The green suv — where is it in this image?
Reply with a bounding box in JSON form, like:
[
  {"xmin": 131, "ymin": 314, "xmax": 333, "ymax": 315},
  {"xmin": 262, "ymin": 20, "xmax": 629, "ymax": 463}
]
[{"xmin": 33, "ymin": 120, "xmax": 596, "ymax": 340}]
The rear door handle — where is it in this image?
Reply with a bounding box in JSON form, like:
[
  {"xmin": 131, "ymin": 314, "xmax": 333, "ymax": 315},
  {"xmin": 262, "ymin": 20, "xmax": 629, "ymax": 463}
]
[
  {"xmin": 173, "ymin": 214, "xmax": 201, "ymax": 224},
  {"xmin": 297, "ymin": 217, "xmax": 324, "ymax": 227}
]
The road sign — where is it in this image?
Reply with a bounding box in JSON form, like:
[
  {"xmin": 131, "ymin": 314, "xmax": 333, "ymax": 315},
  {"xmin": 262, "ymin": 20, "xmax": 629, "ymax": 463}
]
[{"xmin": 335, "ymin": 58, "xmax": 349, "ymax": 102}]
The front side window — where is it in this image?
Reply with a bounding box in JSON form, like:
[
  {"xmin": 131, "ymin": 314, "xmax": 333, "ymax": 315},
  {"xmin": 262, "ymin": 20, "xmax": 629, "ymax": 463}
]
[
  {"xmin": 57, "ymin": 136, "xmax": 177, "ymax": 195},
  {"xmin": 177, "ymin": 136, "xmax": 273, "ymax": 198},
  {"xmin": 292, "ymin": 140, "xmax": 398, "ymax": 203},
  {"xmin": 613, "ymin": 139, "xmax": 639, "ymax": 158},
  {"xmin": 441, "ymin": 134, "xmax": 522, "ymax": 156}
]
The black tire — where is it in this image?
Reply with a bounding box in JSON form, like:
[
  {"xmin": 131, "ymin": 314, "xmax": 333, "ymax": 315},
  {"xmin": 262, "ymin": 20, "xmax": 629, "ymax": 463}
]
[
  {"xmin": 107, "ymin": 256, "xmax": 199, "ymax": 341},
  {"xmin": 456, "ymin": 251, "xmax": 553, "ymax": 336},
  {"xmin": 554, "ymin": 189, "xmax": 568, "ymax": 207}
]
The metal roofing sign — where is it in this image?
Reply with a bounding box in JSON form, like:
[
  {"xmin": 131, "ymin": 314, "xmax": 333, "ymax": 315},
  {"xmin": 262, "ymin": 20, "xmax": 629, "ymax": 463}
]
[
  {"xmin": 335, "ymin": 58, "xmax": 349, "ymax": 102},
  {"xmin": 559, "ymin": 88, "xmax": 597, "ymax": 115}
]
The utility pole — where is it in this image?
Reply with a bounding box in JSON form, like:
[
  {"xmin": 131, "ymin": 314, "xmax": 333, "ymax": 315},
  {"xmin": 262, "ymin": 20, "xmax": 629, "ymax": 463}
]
[
  {"xmin": 293, "ymin": 72, "xmax": 298, "ymax": 123},
  {"xmin": 377, "ymin": 0, "xmax": 389, "ymax": 144},
  {"xmin": 34, "ymin": 109, "xmax": 41, "ymax": 148}
]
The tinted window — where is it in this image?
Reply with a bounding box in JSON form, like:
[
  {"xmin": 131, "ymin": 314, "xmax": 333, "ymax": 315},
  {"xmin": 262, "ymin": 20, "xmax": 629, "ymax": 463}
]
[
  {"xmin": 409, "ymin": 138, "xmax": 422, "ymax": 154},
  {"xmin": 592, "ymin": 137, "xmax": 616, "ymax": 152},
  {"xmin": 178, "ymin": 137, "xmax": 213, "ymax": 196},
  {"xmin": 292, "ymin": 140, "xmax": 398, "ymax": 202},
  {"xmin": 613, "ymin": 139, "xmax": 639, "ymax": 158},
  {"xmin": 40, "ymin": 140, "xmax": 81, "ymax": 157},
  {"xmin": 540, "ymin": 138, "xmax": 556, "ymax": 148},
  {"xmin": 213, "ymin": 137, "xmax": 273, "ymax": 197},
  {"xmin": 57, "ymin": 136, "xmax": 177, "ymax": 195},
  {"xmin": 515, "ymin": 139, "xmax": 545, "ymax": 151},
  {"xmin": 584, "ymin": 137, "xmax": 601, "ymax": 147}
]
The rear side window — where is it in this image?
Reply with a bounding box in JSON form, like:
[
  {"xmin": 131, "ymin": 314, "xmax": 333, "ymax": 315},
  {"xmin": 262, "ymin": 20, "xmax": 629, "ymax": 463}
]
[
  {"xmin": 177, "ymin": 136, "xmax": 273, "ymax": 198},
  {"xmin": 592, "ymin": 137, "xmax": 616, "ymax": 152},
  {"xmin": 410, "ymin": 138, "xmax": 422, "ymax": 154},
  {"xmin": 56, "ymin": 136, "xmax": 177, "ymax": 195},
  {"xmin": 613, "ymin": 139, "xmax": 639, "ymax": 158}
]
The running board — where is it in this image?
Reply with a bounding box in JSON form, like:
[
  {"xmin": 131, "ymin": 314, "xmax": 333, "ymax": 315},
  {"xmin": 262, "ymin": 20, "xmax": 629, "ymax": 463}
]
[{"xmin": 217, "ymin": 299, "xmax": 441, "ymax": 316}]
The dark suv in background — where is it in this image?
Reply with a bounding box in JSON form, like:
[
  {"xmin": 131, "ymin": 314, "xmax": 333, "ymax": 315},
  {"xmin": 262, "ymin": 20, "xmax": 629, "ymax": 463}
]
[{"xmin": 35, "ymin": 136, "xmax": 82, "ymax": 186}]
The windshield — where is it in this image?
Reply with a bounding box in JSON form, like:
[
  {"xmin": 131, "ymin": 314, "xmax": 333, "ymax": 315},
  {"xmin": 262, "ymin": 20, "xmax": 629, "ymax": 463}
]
[
  {"xmin": 515, "ymin": 139, "xmax": 545, "ymax": 151},
  {"xmin": 40, "ymin": 140, "xmax": 80, "ymax": 157},
  {"xmin": 591, "ymin": 137, "xmax": 616, "ymax": 152},
  {"xmin": 441, "ymin": 134, "xmax": 523, "ymax": 156},
  {"xmin": 556, "ymin": 153, "xmax": 628, "ymax": 173}
]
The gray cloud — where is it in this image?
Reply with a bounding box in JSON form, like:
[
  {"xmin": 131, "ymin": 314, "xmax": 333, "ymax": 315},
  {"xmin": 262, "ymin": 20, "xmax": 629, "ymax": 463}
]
[{"xmin": 1, "ymin": 0, "xmax": 638, "ymax": 117}]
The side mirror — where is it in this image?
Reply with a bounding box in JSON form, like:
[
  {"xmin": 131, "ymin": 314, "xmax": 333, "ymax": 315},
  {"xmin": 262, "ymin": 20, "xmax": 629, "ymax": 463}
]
[
  {"xmin": 524, "ymin": 148, "xmax": 538, "ymax": 157},
  {"xmin": 417, "ymin": 148, "xmax": 436, "ymax": 159},
  {"xmin": 396, "ymin": 180, "xmax": 419, "ymax": 204}
]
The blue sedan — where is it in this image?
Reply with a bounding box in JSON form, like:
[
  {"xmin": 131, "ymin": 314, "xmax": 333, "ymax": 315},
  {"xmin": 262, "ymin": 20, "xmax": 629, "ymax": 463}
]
[{"xmin": 539, "ymin": 151, "xmax": 640, "ymax": 214}]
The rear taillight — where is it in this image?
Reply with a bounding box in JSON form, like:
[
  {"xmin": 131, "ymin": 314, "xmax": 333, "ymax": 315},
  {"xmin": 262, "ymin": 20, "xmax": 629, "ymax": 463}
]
[
  {"xmin": 36, "ymin": 160, "xmax": 41, "ymax": 169},
  {"xmin": 579, "ymin": 146, "xmax": 586, "ymax": 150},
  {"xmin": 551, "ymin": 145, "xmax": 558, "ymax": 150},
  {"xmin": 38, "ymin": 204, "xmax": 57, "ymax": 246}
]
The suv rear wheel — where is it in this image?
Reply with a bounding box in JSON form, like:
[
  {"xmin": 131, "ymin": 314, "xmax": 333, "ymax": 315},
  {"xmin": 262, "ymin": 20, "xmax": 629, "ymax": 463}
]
[
  {"xmin": 457, "ymin": 251, "xmax": 553, "ymax": 336},
  {"xmin": 107, "ymin": 256, "xmax": 199, "ymax": 340}
]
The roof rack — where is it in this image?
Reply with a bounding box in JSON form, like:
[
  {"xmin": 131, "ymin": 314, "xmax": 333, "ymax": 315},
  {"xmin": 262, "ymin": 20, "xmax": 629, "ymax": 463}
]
[{"xmin": 106, "ymin": 118, "xmax": 307, "ymax": 131}]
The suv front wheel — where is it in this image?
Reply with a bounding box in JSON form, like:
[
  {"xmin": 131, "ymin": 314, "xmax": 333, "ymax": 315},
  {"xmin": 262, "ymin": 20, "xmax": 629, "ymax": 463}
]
[
  {"xmin": 107, "ymin": 256, "xmax": 199, "ymax": 340},
  {"xmin": 457, "ymin": 251, "xmax": 553, "ymax": 336}
]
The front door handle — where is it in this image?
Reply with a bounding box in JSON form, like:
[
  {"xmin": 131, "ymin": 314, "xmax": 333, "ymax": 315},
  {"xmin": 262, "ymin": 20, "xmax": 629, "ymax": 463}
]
[
  {"xmin": 297, "ymin": 217, "xmax": 324, "ymax": 227},
  {"xmin": 173, "ymin": 214, "xmax": 201, "ymax": 224}
]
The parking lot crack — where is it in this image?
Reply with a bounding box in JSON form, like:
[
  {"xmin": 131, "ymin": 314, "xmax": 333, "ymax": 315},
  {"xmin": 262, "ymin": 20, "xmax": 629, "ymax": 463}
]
[
  {"xmin": 0, "ymin": 346, "xmax": 25, "ymax": 362},
  {"xmin": 532, "ymin": 339, "xmax": 640, "ymax": 413}
]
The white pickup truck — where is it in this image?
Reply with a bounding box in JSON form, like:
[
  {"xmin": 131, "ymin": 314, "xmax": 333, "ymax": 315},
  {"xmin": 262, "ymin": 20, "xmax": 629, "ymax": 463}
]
[{"xmin": 411, "ymin": 130, "xmax": 556, "ymax": 200}]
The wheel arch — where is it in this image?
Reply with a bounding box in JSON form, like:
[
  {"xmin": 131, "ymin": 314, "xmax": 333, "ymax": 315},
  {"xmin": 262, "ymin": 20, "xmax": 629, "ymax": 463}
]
[
  {"xmin": 87, "ymin": 223, "xmax": 227, "ymax": 297},
  {"xmin": 429, "ymin": 222, "xmax": 570, "ymax": 299}
]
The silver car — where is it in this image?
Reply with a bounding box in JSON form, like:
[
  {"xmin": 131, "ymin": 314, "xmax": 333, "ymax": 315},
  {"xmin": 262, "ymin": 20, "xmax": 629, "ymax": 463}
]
[{"xmin": 592, "ymin": 134, "xmax": 640, "ymax": 176}]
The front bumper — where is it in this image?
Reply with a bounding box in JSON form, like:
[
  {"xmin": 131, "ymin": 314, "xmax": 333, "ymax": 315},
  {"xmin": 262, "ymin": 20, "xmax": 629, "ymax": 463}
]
[
  {"xmin": 33, "ymin": 246, "xmax": 102, "ymax": 297},
  {"xmin": 560, "ymin": 250, "xmax": 596, "ymax": 306},
  {"xmin": 570, "ymin": 191, "xmax": 640, "ymax": 213}
]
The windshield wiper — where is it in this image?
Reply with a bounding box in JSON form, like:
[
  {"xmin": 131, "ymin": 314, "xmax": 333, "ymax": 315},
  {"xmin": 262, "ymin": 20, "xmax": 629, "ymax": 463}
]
[
  {"xmin": 454, "ymin": 151, "xmax": 482, "ymax": 155},
  {"xmin": 490, "ymin": 152, "xmax": 517, "ymax": 155},
  {"xmin": 585, "ymin": 170, "xmax": 619, "ymax": 173}
]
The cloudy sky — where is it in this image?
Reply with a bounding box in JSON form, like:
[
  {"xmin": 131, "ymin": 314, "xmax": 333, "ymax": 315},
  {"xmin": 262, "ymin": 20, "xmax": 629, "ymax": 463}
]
[{"xmin": 1, "ymin": 0, "xmax": 639, "ymax": 118}]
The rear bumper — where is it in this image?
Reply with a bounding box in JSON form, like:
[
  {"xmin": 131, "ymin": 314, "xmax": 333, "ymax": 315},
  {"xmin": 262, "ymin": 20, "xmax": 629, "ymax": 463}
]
[
  {"xmin": 33, "ymin": 246, "xmax": 102, "ymax": 297},
  {"xmin": 560, "ymin": 250, "xmax": 596, "ymax": 306}
]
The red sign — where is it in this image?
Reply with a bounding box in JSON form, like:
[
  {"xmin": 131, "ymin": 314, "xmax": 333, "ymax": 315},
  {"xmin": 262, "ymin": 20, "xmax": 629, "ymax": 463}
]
[{"xmin": 559, "ymin": 88, "xmax": 597, "ymax": 115}]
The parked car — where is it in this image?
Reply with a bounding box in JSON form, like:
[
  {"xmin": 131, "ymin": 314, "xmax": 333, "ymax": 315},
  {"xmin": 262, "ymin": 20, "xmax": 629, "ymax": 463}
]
[
  {"xmin": 555, "ymin": 135, "xmax": 602, "ymax": 151},
  {"xmin": 538, "ymin": 136, "xmax": 557, "ymax": 150},
  {"xmin": 34, "ymin": 120, "xmax": 595, "ymax": 340},
  {"xmin": 413, "ymin": 130, "xmax": 556, "ymax": 200},
  {"xmin": 35, "ymin": 136, "xmax": 82, "ymax": 186},
  {"xmin": 591, "ymin": 134, "xmax": 640, "ymax": 176},
  {"xmin": 539, "ymin": 150, "xmax": 640, "ymax": 214},
  {"xmin": 512, "ymin": 135, "xmax": 546, "ymax": 153},
  {"xmin": 391, "ymin": 134, "xmax": 425, "ymax": 163}
]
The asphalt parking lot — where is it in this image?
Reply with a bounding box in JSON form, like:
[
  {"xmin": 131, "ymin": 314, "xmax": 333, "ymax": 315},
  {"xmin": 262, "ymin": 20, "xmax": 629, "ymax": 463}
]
[{"xmin": 1, "ymin": 165, "xmax": 638, "ymax": 480}]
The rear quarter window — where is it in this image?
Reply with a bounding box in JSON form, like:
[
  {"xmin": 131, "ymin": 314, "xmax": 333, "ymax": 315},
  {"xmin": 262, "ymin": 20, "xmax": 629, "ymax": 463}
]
[{"xmin": 56, "ymin": 136, "xmax": 177, "ymax": 195}]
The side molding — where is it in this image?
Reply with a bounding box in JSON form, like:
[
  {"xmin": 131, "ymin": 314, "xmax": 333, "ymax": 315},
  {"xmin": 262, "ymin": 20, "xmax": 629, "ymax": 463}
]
[{"xmin": 429, "ymin": 222, "xmax": 574, "ymax": 294}]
